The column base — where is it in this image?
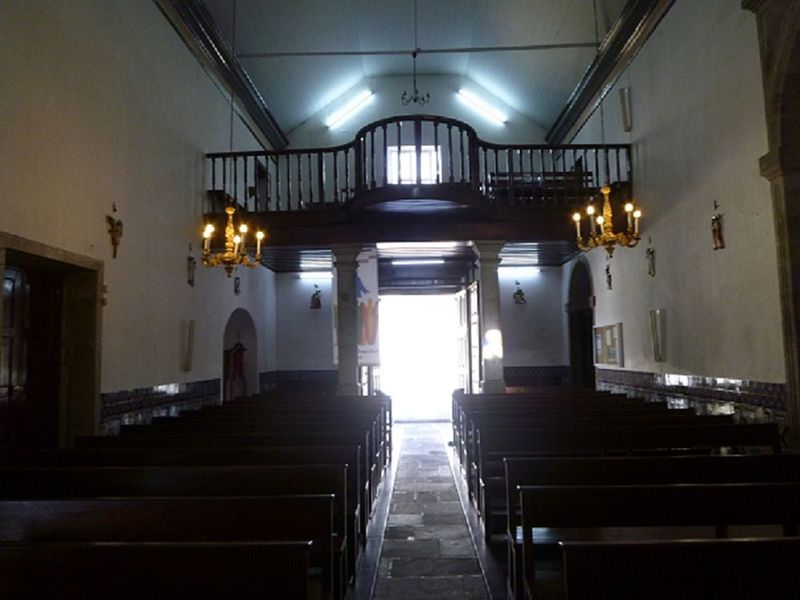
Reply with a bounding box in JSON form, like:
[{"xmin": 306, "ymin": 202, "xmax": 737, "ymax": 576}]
[
  {"xmin": 336, "ymin": 382, "xmax": 361, "ymax": 396},
  {"xmin": 481, "ymin": 379, "xmax": 507, "ymax": 393}
]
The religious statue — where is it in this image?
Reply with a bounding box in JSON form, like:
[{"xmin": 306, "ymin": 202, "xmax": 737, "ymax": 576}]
[
  {"xmin": 310, "ymin": 284, "xmax": 322, "ymax": 309},
  {"xmin": 711, "ymin": 213, "xmax": 725, "ymax": 250},
  {"xmin": 106, "ymin": 214, "xmax": 123, "ymax": 258},
  {"xmin": 187, "ymin": 244, "xmax": 196, "ymax": 287},
  {"xmin": 512, "ymin": 281, "xmax": 527, "ymax": 304},
  {"xmin": 233, "ymin": 275, "xmax": 241, "ymax": 296},
  {"xmin": 646, "ymin": 246, "xmax": 656, "ymax": 277},
  {"xmin": 605, "ymin": 264, "xmax": 613, "ymax": 290}
]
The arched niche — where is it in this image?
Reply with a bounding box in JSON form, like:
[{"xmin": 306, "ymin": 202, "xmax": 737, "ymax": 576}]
[
  {"xmin": 222, "ymin": 308, "xmax": 258, "ymax": 402},
  {"xmin": 567, "ymin": 257, "xmax": 595, "ymax": 388}
]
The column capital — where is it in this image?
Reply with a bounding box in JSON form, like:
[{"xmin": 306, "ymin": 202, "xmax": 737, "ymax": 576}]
[
  {"xmin": 473, "ymin": 240, "xmax": 505, "ymax": 262},
  {"xmin": 742, "ymin": 0, "xmax": 769, "ymax": 14},
  {"xmin": 331, "ymin": 244, "xmax": 363, "ymax": 268},
  {"xmin": 760, "ymin": 147, "xmax": 800, "ymax": 181}
]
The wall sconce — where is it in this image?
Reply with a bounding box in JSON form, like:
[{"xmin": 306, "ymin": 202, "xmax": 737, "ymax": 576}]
[
  {"xmin": 512, "ymin": 280, "xmax": 527, "ymax": 304},
  {"xmin": 310, "ymin": 284, "xmax": 322, "ymax": 309}
]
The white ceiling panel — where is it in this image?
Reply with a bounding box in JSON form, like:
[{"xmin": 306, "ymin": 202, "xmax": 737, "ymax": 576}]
[{"xmin": 201, "ymin": 0, "xmax": 629, "ymax": 139}]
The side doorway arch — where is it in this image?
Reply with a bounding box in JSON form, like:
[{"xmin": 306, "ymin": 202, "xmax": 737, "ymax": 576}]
[
  {"xmin": 222, "ymin": 308, "xmax": 258, "ymax": 403},
  {"xmin": 567, "ymin": 258, "xmax": 595, "ymax": 388}
]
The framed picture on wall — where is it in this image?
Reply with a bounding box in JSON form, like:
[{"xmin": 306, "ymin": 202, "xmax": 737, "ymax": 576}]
[{"xmin": 593, "ymin": 323, "xmax": 624, "ymax": 367}]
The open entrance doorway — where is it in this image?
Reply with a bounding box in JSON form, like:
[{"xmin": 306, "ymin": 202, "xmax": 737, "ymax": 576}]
[{"xmin": 378, "ymin": 294, "xmax": 459, "ymax": 421}]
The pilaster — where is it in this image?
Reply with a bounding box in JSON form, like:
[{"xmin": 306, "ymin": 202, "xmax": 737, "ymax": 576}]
[
  {"xmin": 474, "ymin": 240, "xmax": 506, "ymax": 393},
  {"xmin": 332, "ymin": 244, "xmax": 362, "ymax": 396}
]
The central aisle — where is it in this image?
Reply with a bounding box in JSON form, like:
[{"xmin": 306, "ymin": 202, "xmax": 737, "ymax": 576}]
[{"xmin": 373, "ymin": 423, "xmax": 489, "ymax": 599}]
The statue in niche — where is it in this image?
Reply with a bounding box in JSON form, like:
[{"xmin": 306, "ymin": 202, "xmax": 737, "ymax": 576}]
[
  {"xmin": 605, "ymin": 263, "xmax": 613, "ymax": 290},
  {"xmin": 233, "ymin": 275, "xmax": 241, "ymax": 296},
  {"xmin": 310, "ymin": 284, "xmax": 322, "ymax": 309},
  {"xmin": 646, "ymin": 244, "xmax": 656, "ymax": 277},
  {"xmin": 712, "ymin": 201, "xmax": 725, "ymax": 250},
  {"xmin": 187, "ymin": 243, "xmax": 196, "ymax": 287},
  {"xmin": 512, "ymin": 281, "xmax": 527, "ymax": 304}
]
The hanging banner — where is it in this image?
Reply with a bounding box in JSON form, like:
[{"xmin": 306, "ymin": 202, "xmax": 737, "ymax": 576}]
[{"xmin": 357, "ymin": 249, "xmax": 380, "ymax": 365}]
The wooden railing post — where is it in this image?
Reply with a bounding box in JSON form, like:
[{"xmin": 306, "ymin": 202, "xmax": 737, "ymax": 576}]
[
  {"xmin": 469, "ymin": 133, "xmax": 480, "ymax": 192},
  {"xmin": 414, "ymin": 117, "xmax": 422, "ymax": 186},
  {"xmin": 354, "ymin": 137, "xmax": 364, "ymax": 195}
]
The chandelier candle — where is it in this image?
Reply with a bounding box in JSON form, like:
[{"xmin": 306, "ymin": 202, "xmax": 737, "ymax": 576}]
[{"xmin": 573, "ymin": 186, "xmax": 642, "ymax": 257}]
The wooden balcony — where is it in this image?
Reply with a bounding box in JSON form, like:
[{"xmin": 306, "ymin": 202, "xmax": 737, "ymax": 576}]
[{"xmin": 205, "ymin": 115, "xmax": 631, "ymax": 248}]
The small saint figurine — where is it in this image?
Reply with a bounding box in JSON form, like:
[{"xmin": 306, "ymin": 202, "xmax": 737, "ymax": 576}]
[
  {"xmin": 711, "ymin": 213, "xmax": 725, "ymax": 250},
  {"xmin": 187, "ymin": 244, "xmax": 196, "ymax": 287},
  {"xmin": 233, "ymin": 276, "xmax": 241, "ymax": 296},
  {"xmin": 605, "ymin": 264, "xmax": 613, "ymax": 290},
  {"xmin": 646, "ymin": 246, "xmax": 656, "ymax": 277},
  {"xmin": 512, "ymin": 281, "xmax": 527, "ymax": 304},
  {"xmin": 310, "ymin": 284, "xmax": 322, "ymax": 309},
  {"xmin": 106, "ymin": 215, "xmax": 123, "ymax": 258}
]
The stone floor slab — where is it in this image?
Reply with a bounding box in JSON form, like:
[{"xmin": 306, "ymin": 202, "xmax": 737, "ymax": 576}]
[{"xmin": 373, "ymin": 423, "xmax": 489, "ymax": 599}]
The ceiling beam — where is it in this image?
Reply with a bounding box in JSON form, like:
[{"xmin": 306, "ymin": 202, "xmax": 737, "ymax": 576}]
[
  {"xmin": 154, "ymin": 0, "xmax": 288, "ymax": 151},
  {"xmin": 238, "ymin": 42, "xmax": 598, "ymax": 60},
  {"xmin": 546, "ymin": 0, "xmax": 676, "ymax": 145}
]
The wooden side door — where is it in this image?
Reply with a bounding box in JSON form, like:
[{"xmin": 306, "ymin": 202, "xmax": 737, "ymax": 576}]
[{"xmin": 1, "ymin": 268, "xmax": 28, "ymax": 448}]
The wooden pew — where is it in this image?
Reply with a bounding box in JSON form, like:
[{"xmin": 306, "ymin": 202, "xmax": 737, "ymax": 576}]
[
  {"xmin": 463, "ymin": 411, "xmax": 732, "ymax": 486},
  {"xmin": 176, "ymin": 402, "xmax": 391, "ymax": 469},
  {"xmin": 559, "ymin": 538, "xmax": 800, "ymax": 600},
  {"xmin": 0, "ymin": 540, "xmax": 314, "ymax": 599},
  {"xmin": 210, "ymin": 394, "xmax": 392, "ymax": 464},
  {"xmin": 502, "ymin": 454, "xmax": 800, "ymax": 598},
  {"xmin": 74, "ymin": 431, "xmax": 378, "ymax": 524},
  {"xmin": 518, "ymin": 482, "xmax": 800, "ymax": 600},
  {"xmin": 472, "ymin": 422, "xmax": 782, "ymax": 517},
  {"xmin": 0, "ymin": 445, "xmax": 371, "ymax": 548},
  {"xmin": 0, "ymin": 464, "xmax": 354, "ymax": 593},
  {"xmin": 0, "ymin": 495, "xmax": 338, "ymax": 600},
  {"xmin": 127, "ymin": 412, "xmax": 385, "ymax": 477}
]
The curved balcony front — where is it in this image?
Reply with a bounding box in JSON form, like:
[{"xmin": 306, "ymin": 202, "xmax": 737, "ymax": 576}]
[{"xmin": 205, "ymin": 115, "xmax": 631, "ymax": 245}]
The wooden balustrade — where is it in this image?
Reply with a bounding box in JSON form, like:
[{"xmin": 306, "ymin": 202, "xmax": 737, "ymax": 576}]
[{"xmin": 206, "ymin": 115, "xmax": 631, "ymax": 214}]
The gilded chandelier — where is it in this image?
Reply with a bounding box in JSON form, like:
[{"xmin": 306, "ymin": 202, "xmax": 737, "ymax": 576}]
[
  {"xmin": 572, "ymin": 185, "xmax": 641, "ymax": 257},
  {"xmin": 202, "ymin": 205, "xmax": 265, "ymax": 277}
]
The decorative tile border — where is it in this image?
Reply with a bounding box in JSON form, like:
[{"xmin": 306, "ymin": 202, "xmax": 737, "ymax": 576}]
[
  {"xmin": 596, "ymin": 368, "xmax": 788, "ymax": 426},
  {"xmin": 100, "ymin": 379, "xmax": 221, "ymax": 435},
  {"xmin": 504, "ymin": 366, "xmax": 571, "ymax": 387}
]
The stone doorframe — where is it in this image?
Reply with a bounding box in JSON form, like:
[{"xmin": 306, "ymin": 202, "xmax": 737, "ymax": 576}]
[
  {"xmin": 0, "ymin": 232, "xmax": 103, "ymax": 445},
  {"xmin": 744, "ymin": 0, "xmax": 800, "ymax": 431}
]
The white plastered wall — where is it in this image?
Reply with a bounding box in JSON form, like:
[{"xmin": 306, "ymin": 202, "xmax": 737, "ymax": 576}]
[
  {"xmin": 275, "ymin": 274, "xmax": 335, "ymax": 371},
  {"xmin": 0, "ymin": 0, "xmax": 278, "ymax": 393},
  {"xmin": 570, "ymin": 0, "xmax": 784, "ymax": 382},
  {"xmin": 500, "ymin": 267, "xmax": 567, "ymax": 367}
]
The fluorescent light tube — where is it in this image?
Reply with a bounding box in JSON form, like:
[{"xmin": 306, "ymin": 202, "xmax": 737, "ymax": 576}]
[
  {"xmin": 299, "ymin": 271, "xmax": 333, "ymax": 279},
  {"xmin": 391, "ymin": 259, "xmax": 445, "ymax": 266},
  {"xmin": 326, "ymin": 90, "xmax": 373, "ymax": 128},
  {"xmin": 457, "ymin": 89, "xmax": 507, "ymax": 125}
]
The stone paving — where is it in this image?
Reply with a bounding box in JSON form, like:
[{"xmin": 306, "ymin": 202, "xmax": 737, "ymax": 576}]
[{"xmin": 373, "ymin": 423, "xmax": 489, "ymax": 599}]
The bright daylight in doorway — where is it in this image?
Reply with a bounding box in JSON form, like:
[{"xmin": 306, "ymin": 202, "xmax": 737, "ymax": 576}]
[{"xmin": 379, "ymin": 294, "xmax": 460, "ymax": 421}]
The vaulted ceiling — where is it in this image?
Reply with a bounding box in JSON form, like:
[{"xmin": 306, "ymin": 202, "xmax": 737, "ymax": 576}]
[{"xmin": 202, "ymin": 0, "xmax": 628, "ymax": 137}]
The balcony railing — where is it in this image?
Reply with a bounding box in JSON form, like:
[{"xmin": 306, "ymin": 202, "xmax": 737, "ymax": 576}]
[{"xmin": 206, "ymin": 115, "xmax": 631, "ymax": 213}]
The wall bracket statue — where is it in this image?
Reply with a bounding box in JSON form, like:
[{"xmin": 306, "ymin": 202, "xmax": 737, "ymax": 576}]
[
  {"xmin": 106, "ymin": 215, "xmax": 123, "ymax": 258},
  {"xmin": 712, "ymin": 201, "xmax": 725, "ymax": 250}
]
